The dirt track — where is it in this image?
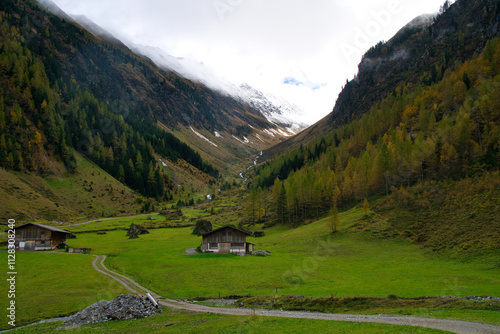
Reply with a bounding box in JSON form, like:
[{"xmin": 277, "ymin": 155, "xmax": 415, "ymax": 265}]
[{"xmin": 92, "ymin": 255, "xmax": 500, "ymax": 334}]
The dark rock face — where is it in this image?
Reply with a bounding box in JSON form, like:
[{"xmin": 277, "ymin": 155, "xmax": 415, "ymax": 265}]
[{"xmin": 63, "ymin": 294, "xmax": 161, "ymax": 325}]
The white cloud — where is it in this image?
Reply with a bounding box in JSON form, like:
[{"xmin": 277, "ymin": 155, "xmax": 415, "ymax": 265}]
[{"xmin": 53, "ymin": 0, "xmax": 445, "ymax": 124}]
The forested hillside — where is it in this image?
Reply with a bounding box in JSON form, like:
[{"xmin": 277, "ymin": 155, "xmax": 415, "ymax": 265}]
[
  {"xmin": 250, "ymin": 0, "xmax": 499, "ymax": 256},
  {"xmin": 330, "ymin": 0, "xmax": 500, "ymax": 127},
  {"xmin": 0, "ymin": 0, "xmax": 265, "ymax": 201},
  {"xmin": 0, "ymin": 11, "xmax": 211, "ymax": 200},
  {"xmin": 255, "ymin": 38, "xmax": 499, "ymax": 215}
]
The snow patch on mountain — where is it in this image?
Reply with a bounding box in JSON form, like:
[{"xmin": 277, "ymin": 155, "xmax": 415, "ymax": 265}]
[
  {"xmin": 41, "ymin": 10, "xmax": 310, "ymax": 138},
  {"xmin": 190, "ymin": 126, "xmax": 218, "ymax": 148},
  {"xmin": 263, "ymin": 129, "xmax": 275, "ymax": 137},
  {"xmin": 232, "ymin": 135, "xmax": 246, "ymax": 145}
]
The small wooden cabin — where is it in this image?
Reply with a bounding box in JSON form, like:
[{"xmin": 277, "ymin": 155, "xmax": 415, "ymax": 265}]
[
  {"xmin": 201, "ymin": 225, "xmax": 254, "ymax": 255},
  {"xmin": 12, "ymin": 223, "xmax": 71, "ymax": 251}
]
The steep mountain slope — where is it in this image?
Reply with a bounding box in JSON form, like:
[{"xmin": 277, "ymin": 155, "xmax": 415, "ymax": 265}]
[
  {"xmin": 330, "ymin": 0, "xmax": 499, "ymax": 127},
  {"xmin": 266, "ymin": 0, "xmax": 500, "ymax": 157},
  {"xmin": 251, "ymin": 0, "xmax": 499, "ymax": 258},
  {"xmin": 61, "ymin": 9, "xmax": 304, "ymax": 163},
  {"xmin": 0, "ymin": 151, "xmax": 140, "ymax": 222},
  {"xmin": 0, "ymin": 0, "xmax": 208, "ymax": 201},
  {"xmin": 33, "ymin": 0, "xmax": 286, "ymax": 138},
  {"xmin": 46, "ymin": 0, "xmax": 300, "ymax": 171}
]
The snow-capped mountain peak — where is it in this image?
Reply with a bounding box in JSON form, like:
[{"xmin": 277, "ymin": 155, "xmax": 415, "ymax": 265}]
[
  {"xmin": 132, "ymin": 44, "xmax": 309, "ymax": 133},
  {"xmin": 236, "ymin": 84, "xmax": 308, "ymax": 133}
]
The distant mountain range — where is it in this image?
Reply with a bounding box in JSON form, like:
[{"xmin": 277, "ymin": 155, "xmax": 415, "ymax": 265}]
[{"xmin": 33, "ymin": 0, "xmax": 310, "ymax": 162}]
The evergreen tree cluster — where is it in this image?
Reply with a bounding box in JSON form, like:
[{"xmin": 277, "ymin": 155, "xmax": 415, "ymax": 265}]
[{"xmin": 0, "ymin": 14, "xmax": 69, "ymax": 173}]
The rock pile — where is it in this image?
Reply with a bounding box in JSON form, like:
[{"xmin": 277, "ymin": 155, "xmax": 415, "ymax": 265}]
[
  {"xmin": 63, "ymin": 294, "xmax": 161, "ymax": 326},
  {"xmin": 251, "ymin": 250, "xmax": 271, "ymax": 257}
]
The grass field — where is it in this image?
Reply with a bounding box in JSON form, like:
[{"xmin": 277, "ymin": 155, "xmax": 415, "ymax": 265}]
[
  {"xmin": 11, "ymin": 309, "xmax": 452, "ymax": 334},
  {"xmin": 3, "ymin": 206, "xmax": 499, "ymax": 332},
  {"xmin": 0, "ymin": 253, "xmax": 129, "ymax": 330},
  {"xmin": 65, "ymin": 208, "xmax": 500, "ymax": 300}
]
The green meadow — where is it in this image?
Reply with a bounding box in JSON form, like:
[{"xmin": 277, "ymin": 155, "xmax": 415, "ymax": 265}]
[
  {"xmin": 66, "ymin": 214, "xmax": 163, "ymax": 233},
  {"xmin": 66, "ymin": 208, "xmax": 500, "ymax": 300},
  {"xmin": 3, "ymin": 207, "xmax": 499, "ymax": 331}
]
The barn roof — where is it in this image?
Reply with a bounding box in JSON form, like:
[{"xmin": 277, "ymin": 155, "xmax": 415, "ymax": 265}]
[
  {"xmin": 12, "ymin": 222, "xmax": 72, "ymax": 234},
  {"xmin": 202, "ymin": 225, "xmax": 252, "ymax": 236}
]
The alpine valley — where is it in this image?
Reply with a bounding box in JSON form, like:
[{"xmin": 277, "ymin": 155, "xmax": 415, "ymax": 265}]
[{"xmin": 0, "ymin": 0, "xmax": 499, "ymax": 333}]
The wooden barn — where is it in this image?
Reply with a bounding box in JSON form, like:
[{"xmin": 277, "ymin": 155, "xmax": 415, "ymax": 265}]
[
  {"xmin": 12, "ymin": 223, "xmax": 71, "ymax": 251},
  {"xmin": 201, "ymin": 225, "xmax": 254, "ymax": 255}
]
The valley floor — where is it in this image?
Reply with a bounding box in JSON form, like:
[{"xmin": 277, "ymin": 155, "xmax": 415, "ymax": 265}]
[
  {"xmin": 2, "ymin": 207, "xmax": 499, "ymax": 333},
  {"xmin": 65, "ymin": 211, "xmax": 500, "ymax": 299},
  {"xmin": 91, "ymin": 254, "xmax": 500, "ymax": 334},
  {"xmin": 5, "ymin": 252, "xmax": 499, "ymax": 334}
]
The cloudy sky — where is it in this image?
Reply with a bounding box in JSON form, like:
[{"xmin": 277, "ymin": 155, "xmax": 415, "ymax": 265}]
[{"xmin": 51, "ymin": 0, "xmax": 446, "ymax": 124}]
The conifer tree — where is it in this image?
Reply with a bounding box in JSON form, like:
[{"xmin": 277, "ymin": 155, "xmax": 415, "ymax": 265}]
[
  {"xmin": 328, "ymin": 206, "xmax": 340, "ymax": 234},
  {"xmin": 362, "ymin": 198, "xmax": 370, "ymax": 213}
]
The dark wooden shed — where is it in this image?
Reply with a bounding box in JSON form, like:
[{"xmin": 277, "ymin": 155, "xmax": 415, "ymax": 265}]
[
  {"xmin": 12, "ymin": 223, "xmax": 71, "ymax": 251},
  {"xmin": 201, "ymin": 225, "xmax": 254, "ymax": 255}
]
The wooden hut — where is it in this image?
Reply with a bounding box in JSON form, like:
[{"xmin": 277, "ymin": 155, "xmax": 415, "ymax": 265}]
[
  {"xmin": 12, "ymin": 223, "xmax": 71, "ymax": 250},
  {"xmin": 201, "ymin": 225, "xmax": 254, "ymax": 255}
]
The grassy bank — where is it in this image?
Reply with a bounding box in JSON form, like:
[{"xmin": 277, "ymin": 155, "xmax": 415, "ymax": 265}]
[
  {"xmin": 235, "ymin": 295, "xmax": 500, "ymax": 325},
  {"xmin": 4, "ymin": 206, "xmax": 497, "ymax": 331},
  {"xmin": 10, "ymin": 309, "xmax": 451, "ymax": 334},
  {"xmin": 0, "ymin": 152, "xmax": 140, "ymax": 223}
]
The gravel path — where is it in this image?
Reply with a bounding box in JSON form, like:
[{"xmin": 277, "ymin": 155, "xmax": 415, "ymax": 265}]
[
  {"xmin": 92, "ymin": 255, "xmax": 155, "ymax": 296},
  {"xmin": 93, "ymin": 255, "xmax": 500, "ymax": 334}
]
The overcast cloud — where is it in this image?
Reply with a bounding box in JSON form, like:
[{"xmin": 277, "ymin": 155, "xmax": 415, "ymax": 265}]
[{"xmin": 52, "ymin": 0, "xmax": 446, "ymax": 124}]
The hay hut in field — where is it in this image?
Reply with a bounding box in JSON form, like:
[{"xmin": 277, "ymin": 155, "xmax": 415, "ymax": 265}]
[{"xmin": 11, "ymin": 223, "xmax": 71, "ymax": 250}]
